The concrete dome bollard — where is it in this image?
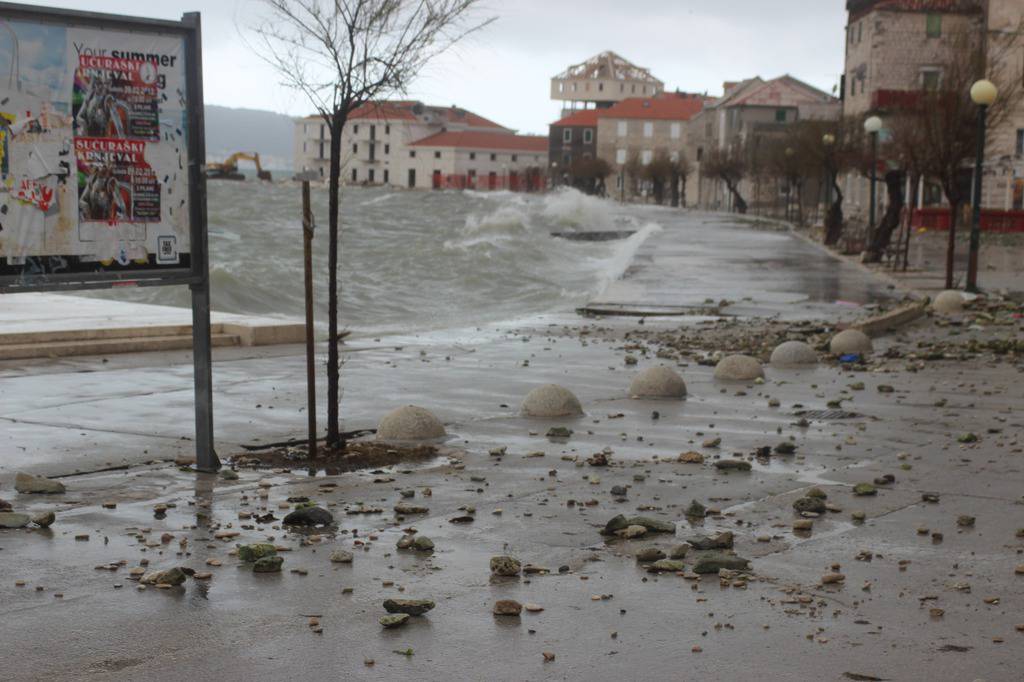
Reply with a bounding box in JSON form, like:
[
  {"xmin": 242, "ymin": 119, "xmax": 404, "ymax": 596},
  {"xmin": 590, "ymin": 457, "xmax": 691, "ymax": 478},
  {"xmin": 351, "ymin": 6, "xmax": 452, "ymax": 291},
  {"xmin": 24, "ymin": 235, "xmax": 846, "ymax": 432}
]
[
  {"xmin": 770, "ymin": 341, "xmax": 818, "ymax": 367},
  {"xmin": 521, "ymin": 384, "xmax": 584, "ymax": 417},
  {"xmin": 829, "ymin": 329, "xmax": 873, "ymax": 356},
  {"xmin": 629, "ymin": 366, "xmax": 687, "ymax": 399},
  {"xmin": 713, "ymin": 354, "xmax": 765, "ymax": 381},
  {"xmin": 932, "ymin": 290, "xmax": 964, "ymax": 314},
  {"xmin": 377, "ymin": 405, "xmax": 446, "ymax": 441}
]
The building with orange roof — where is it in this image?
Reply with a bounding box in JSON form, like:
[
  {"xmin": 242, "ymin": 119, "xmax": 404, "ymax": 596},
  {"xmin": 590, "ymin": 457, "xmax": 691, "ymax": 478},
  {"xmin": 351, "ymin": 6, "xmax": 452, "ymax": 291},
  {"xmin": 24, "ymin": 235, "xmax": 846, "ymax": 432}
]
[
  {"xmin": 408, "ymin": 131, "xmax": 547, "ymax": 190},
  {"xmin": 292, "ymin": 100, "xmax": 544, "ymax": 189}
]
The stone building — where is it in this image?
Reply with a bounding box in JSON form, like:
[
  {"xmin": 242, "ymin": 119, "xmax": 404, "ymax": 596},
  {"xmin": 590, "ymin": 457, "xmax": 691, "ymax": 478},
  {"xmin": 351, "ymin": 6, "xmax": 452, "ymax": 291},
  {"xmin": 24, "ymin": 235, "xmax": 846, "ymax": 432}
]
[
  {"xmin": 548, "ymin": 109, "xmax": 599, "ymax": 186},
  {"xmin": 841, "ymin": 0, "xmax": 1024, "ymax": 226},
  {"xmin": 594, "ymin": 92, "xmax": 707, "ymax": 202},
  {"xmin": 406, "ymin": 131, "xmax": 547, "ymax": 191},
  {"xmin": 690, "ymin": 76, "xmax": 840, "ymax": 211},
  {"xmin": 292, "ymin": 101, "xmax": 546, "ymax": 190}
]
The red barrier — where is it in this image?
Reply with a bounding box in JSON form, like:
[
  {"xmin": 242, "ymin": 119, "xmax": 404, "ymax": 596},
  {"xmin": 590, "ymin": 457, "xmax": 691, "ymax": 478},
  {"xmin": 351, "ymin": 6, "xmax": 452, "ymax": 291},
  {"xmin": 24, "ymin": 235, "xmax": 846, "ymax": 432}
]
[
  {"xmin": 431, "ymin": 171, "xmax": 544, "ymax": 192},
  {"xmin": 911, "ymin": 207, "xmax": 1024, "ymax": 233}
]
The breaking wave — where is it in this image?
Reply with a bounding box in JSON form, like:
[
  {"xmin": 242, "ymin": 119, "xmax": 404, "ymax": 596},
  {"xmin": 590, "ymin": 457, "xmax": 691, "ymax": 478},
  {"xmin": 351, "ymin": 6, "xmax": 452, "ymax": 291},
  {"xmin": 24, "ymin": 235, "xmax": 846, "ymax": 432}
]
[{"xmin": 83, "ymin": 185, "xmax": 660, "ymax": 336}]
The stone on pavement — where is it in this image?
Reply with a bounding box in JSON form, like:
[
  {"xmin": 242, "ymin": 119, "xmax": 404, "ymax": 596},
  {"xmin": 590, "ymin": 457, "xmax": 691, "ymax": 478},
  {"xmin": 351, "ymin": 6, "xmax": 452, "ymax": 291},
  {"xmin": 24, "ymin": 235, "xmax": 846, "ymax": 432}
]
[
  {"xmin": 829, "ymin": 329, "xmax": 872, "ymax": 355},
  {"xmin": 376, "ymin": 405, "xmax": 446, "ymax": 441},
  {"xmin": 692, "ymin": 552, "xmax": 751, "ymax": 574},
  {"xmin": 521, "ymin": 384, "xmax": 583, "ymax": 417},
  {"xmin": 31, "ymin": 510, "xmax": 56, "ymax": 528},
  {"xmin": 282, "ymin": 506, "xmax": 334, "ymax": 526},
  {"xmin": 629, "ymin": 366, "xmax": 687, "ymax": 399},
  {"xmin": 770, "ymin": 340, "xmax": 818, "ymax": 367},
  {"xmin": 14, "ymin": 472, "xmax": 65, "ymax": 495},
  {"xmin": 0, "ymin": 512, "xmax": 31, "ymax": 528},
  {"xmin": 713, "ymin": 354, "xmax": 765, "ymax": 381},
  {"xmin": 380, "ymin": 613, "xmax": 410, "ymax": 628},
  {"xmin": 253, "ymin": 556, "xmax": 284, "ymax": 573},
  {"xmin": 140, "ymin": 567, "xmax": 187, "ymax": 586},
  {"xmin": 493, "ymin": 600, "xmax": 522, "ymax": 616},
  {"xmin": 932, "ymin": 289, "xmax": 964, "ymax": 314},
  {"xmin": 237, "ymin": 543, "xmax": 278, "ymax": 562},
  {"xmin": 383, "ymin": 599, "xmax": 435, "ymax": 616},
  {"xmin": 490, "ymin": 555, "xmax": 522, "ymax": 576}
]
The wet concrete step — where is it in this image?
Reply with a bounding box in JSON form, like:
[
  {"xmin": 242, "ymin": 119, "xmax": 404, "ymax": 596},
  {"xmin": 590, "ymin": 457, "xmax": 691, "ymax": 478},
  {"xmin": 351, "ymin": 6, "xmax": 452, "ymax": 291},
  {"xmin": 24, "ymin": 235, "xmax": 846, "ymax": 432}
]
[{"xmin": 0, "ymin": 332, "xmax": 242, "ymax": 360}]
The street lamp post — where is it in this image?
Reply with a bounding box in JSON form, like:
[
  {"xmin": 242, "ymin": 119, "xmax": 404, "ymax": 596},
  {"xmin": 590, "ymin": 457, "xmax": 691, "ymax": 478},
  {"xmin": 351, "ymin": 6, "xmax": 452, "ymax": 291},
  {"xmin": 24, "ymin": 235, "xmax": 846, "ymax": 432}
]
[
  {"xmin": 863, "ymin": 116, "xmax": 883, "ymax": 248},
  {"xmin": 966, "ymin": 79, "xmax": 998, "ymax": 292}
]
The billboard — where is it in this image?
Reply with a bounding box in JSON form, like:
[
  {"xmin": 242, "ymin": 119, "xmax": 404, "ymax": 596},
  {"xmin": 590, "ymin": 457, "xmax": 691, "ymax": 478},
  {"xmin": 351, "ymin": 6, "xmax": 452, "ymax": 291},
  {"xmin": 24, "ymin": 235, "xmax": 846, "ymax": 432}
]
[{"xmin": 0, "ymin": 4, "xmax": 204, "ymax": 290}]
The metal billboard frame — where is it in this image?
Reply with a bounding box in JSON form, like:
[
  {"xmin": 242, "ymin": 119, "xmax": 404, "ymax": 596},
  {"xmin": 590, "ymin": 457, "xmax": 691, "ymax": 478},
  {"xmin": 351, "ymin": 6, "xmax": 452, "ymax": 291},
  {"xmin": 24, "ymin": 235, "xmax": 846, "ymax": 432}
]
[{"xmin": 0, "ymin": 3, "xmax": 218, "ymax": 471}]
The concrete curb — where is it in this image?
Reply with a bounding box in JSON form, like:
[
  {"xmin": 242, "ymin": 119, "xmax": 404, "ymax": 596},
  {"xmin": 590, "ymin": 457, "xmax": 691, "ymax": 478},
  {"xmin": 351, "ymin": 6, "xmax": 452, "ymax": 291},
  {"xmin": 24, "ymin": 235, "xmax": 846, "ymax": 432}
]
[{"xmin": 850, "ymin": 300, "xmax": 929, "ymax": 337}]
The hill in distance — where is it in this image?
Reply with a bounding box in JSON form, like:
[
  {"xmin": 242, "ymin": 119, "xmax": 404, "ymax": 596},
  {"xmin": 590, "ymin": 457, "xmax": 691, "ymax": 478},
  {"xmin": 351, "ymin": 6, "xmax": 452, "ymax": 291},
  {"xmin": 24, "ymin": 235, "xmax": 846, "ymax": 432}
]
[{"xmin": 204, "ymin": 104, "xmax": 296, "ymax": 170}]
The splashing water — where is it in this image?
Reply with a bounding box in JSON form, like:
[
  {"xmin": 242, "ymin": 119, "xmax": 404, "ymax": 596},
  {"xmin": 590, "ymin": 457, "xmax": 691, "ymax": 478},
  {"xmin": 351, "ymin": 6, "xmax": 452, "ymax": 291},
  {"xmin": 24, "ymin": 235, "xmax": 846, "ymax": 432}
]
[{"xmin": 83, "ymin": 184, "xmax": 660, "ymax": 337}]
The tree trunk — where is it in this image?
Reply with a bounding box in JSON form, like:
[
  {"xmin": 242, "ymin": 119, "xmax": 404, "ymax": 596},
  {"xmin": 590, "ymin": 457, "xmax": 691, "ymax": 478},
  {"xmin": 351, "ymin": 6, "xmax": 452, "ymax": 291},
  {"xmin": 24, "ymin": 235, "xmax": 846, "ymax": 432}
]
[
  {"xmin": 326, "ymin": 115, "xmax": 343, "ymax": 447},
  {"xmin": 670, "ymin": 172, "xmax": 680, "ymax": 207},
  {"xmin": 823, "ymin": 174, "xmax": 844, "ymax": 246},
  {"xmin": 680, "ymin": 176, "xmax": 687, "ymax": 208},
  {"xmin": 945, "ymin": 199, "xmax": 960, "ymax": 289},
  {"xmin": 863, "ymin": 170, "xmax": 906, "ymax": 263},
  {"xmin": 724, "ymin": 177, "xmax": 747, "ymax": 214}
]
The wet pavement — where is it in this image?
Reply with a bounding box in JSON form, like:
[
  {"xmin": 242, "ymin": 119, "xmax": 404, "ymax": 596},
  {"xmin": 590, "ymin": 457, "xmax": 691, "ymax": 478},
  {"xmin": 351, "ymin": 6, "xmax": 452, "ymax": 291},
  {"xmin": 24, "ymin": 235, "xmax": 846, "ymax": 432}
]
[{"xmin": 1, "ymin": 210, "xmax": 1022, "ymax": 681}]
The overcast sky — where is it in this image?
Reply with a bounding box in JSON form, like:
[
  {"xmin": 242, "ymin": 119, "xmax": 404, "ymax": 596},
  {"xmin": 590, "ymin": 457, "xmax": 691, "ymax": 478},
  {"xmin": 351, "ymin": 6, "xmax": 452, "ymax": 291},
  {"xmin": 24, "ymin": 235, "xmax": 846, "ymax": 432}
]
[{"xmin": 24, "ymin": 0, "xmax": 849, "ymax": 134}]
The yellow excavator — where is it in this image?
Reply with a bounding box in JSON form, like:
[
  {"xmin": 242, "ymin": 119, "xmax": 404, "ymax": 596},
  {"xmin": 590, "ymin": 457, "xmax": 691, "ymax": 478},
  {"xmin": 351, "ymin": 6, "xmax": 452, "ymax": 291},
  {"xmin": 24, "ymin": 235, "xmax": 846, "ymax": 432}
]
[{"xmin": 206, "ymin": 152, "xmax": 272, "ymax": 181}]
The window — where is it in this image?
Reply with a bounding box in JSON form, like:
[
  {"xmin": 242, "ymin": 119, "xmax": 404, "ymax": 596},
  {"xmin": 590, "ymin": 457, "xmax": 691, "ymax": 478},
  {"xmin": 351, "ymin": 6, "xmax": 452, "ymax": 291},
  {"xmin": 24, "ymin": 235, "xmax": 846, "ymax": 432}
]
[
  {"xmin": 617, "ymin": 121, "xmax": 627, "ymax": 137},
  {"xmin": 775, "ymin": 109, "xmax": 787, "ymax": 123},
  {"xmin": 511, "ymin": 154, "xmax": 517, "ymax": 162},
  {"xmin": 353, "ymin": 125, "xmax": 359, "ymax": 134},
  {"xmin": 352, "ymin": 143, "xmax": 358, "ymax": 154},
  {"xmin": 631, "ymin": 84, "xmax": 636, "ymax": 93},
  {"xmin": 409, "ymin": 150, "xmax": 417, "ymax": 158},
  {"xmin": 369, "ymin": 169, "xmax": 375, "ymax": 183},
  {"xmin": 670, "ymin": 122, "xmax": 681, "ymax": 139},
  {"xmin": 434, "ymin": 151, "xmax": 441, "ymax": 159},
  {"xmin": 563, "ymin": 128, "xmax": 572, "ymax": 143},
  {"xmin": 921, "ymin": 68, "xmax": 942, "ymax": 91},
  {"xmin": 468, "ymin": 169, "xmax": 476, "ymax": 178},
  {"xmin": 562, "ymin": 153, "xmax": 570, "ymax": 165},
  {"xmin": 384, "ymin": 144, "xmax": 390, "ymax": 155},
  {"xmin": 641, "ymin": 150, "xmax": 652, "ymax": 165},
  {"xmin": 598, "ymin": 83, "xmax": 604, "ymax": 92},
  {"xmin": 583, "ymin": 129, "xmax": 593, "ymax": 144},
  {"xmin": 370, "ymin": 125, "xmax": 375, "ymax": 138},
  {"xmin": 643, "ymin": 121, "xmax": 653, "ymax": 137},
  {"xmin": 385, "ymin": 125, "xmax": 390, "ymax": 135},
  {"xmin": 303, "ymin": 141, "xmax": 307, "ymax": 153},
  {"xmin": 857, "ymin": 21, "xmax": 862, "ymax": 43},
  {"xmin": 616, "ymin": 149, "xmax": 626, "ymax": 164},
  {"xmin": 1016, "ymin": 129, "xmax": 1024, "ymax": 157},
  {"xmin": 697, "ymin": 147, "xmax": 703, "ymax": 161},
  {"xmin": 384, "ymin": 170, "xmax": 389, "ymax": 183},
  {"xmin": 850, "ymin": 75, "xmax": 856, "ymax": 97},
  {"xmin": 351, "ymin": 168, "xmax": 357, "ymax": 182},
  {"xmin": 490, "ymin": 153, "xmax": 496, "ymax": 161},
  {"xmin": 470, "ymin": 152, "xmax": 476, "ymax": 160},
  {"xmin": 926, "ymin": 13, "xmax": 941, "ymax": 38}
]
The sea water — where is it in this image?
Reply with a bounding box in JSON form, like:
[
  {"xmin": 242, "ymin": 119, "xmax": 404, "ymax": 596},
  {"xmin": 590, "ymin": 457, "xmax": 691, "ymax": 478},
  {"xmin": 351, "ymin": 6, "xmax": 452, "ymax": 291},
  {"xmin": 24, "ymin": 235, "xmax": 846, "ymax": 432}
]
[{"xmin": 86, "ymin": 184, "xmax": 661, "ymax": 337}]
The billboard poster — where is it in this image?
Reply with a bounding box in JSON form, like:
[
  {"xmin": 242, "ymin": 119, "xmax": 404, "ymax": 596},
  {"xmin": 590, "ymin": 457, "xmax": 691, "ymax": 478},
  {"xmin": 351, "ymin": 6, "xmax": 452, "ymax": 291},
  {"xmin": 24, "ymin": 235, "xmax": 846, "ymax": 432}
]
[{"xmin": 0, "ymin": 15, "xmax": 191, "ymax": 280}]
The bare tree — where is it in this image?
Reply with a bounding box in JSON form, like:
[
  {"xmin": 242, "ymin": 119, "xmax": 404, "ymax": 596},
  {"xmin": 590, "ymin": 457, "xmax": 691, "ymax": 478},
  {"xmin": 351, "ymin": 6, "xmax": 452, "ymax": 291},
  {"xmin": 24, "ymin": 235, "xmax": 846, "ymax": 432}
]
[
  {"xmin": 671, "ymin": 154, "xmax": 692, "ymax": 208},
  {"xmin": 249, "ymin": 0, "xmax": 492, "ymax": 448},
  {"xmin": 884, "ymin": 22, "xmax": 1023, "ymax": 284},
  {"xmin": 702, "ymin": 142, "xmax": 748, "ymax": 213},
  {"xmin": 569, "ymin": 156, "xmax": 612, "ymax": 196}
]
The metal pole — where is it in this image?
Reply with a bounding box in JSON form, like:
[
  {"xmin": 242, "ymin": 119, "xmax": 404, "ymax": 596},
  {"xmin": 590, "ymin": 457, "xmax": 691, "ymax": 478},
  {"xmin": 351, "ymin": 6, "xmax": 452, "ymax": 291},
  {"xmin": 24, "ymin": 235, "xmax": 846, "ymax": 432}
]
[
  {"xmin": 184, "ymin": 12, "xmax": 218, "ymax": 473},
  {"xmin": 966, "ymin": 104, "xmax": 987, "ymax": 292},
  {"xmin": 868, "ymin": 132, "xmax": 878, "ymax": 242},
  {"xmin": 302, "ymin": 180, "xmax": 318, "ymax": 458}
]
